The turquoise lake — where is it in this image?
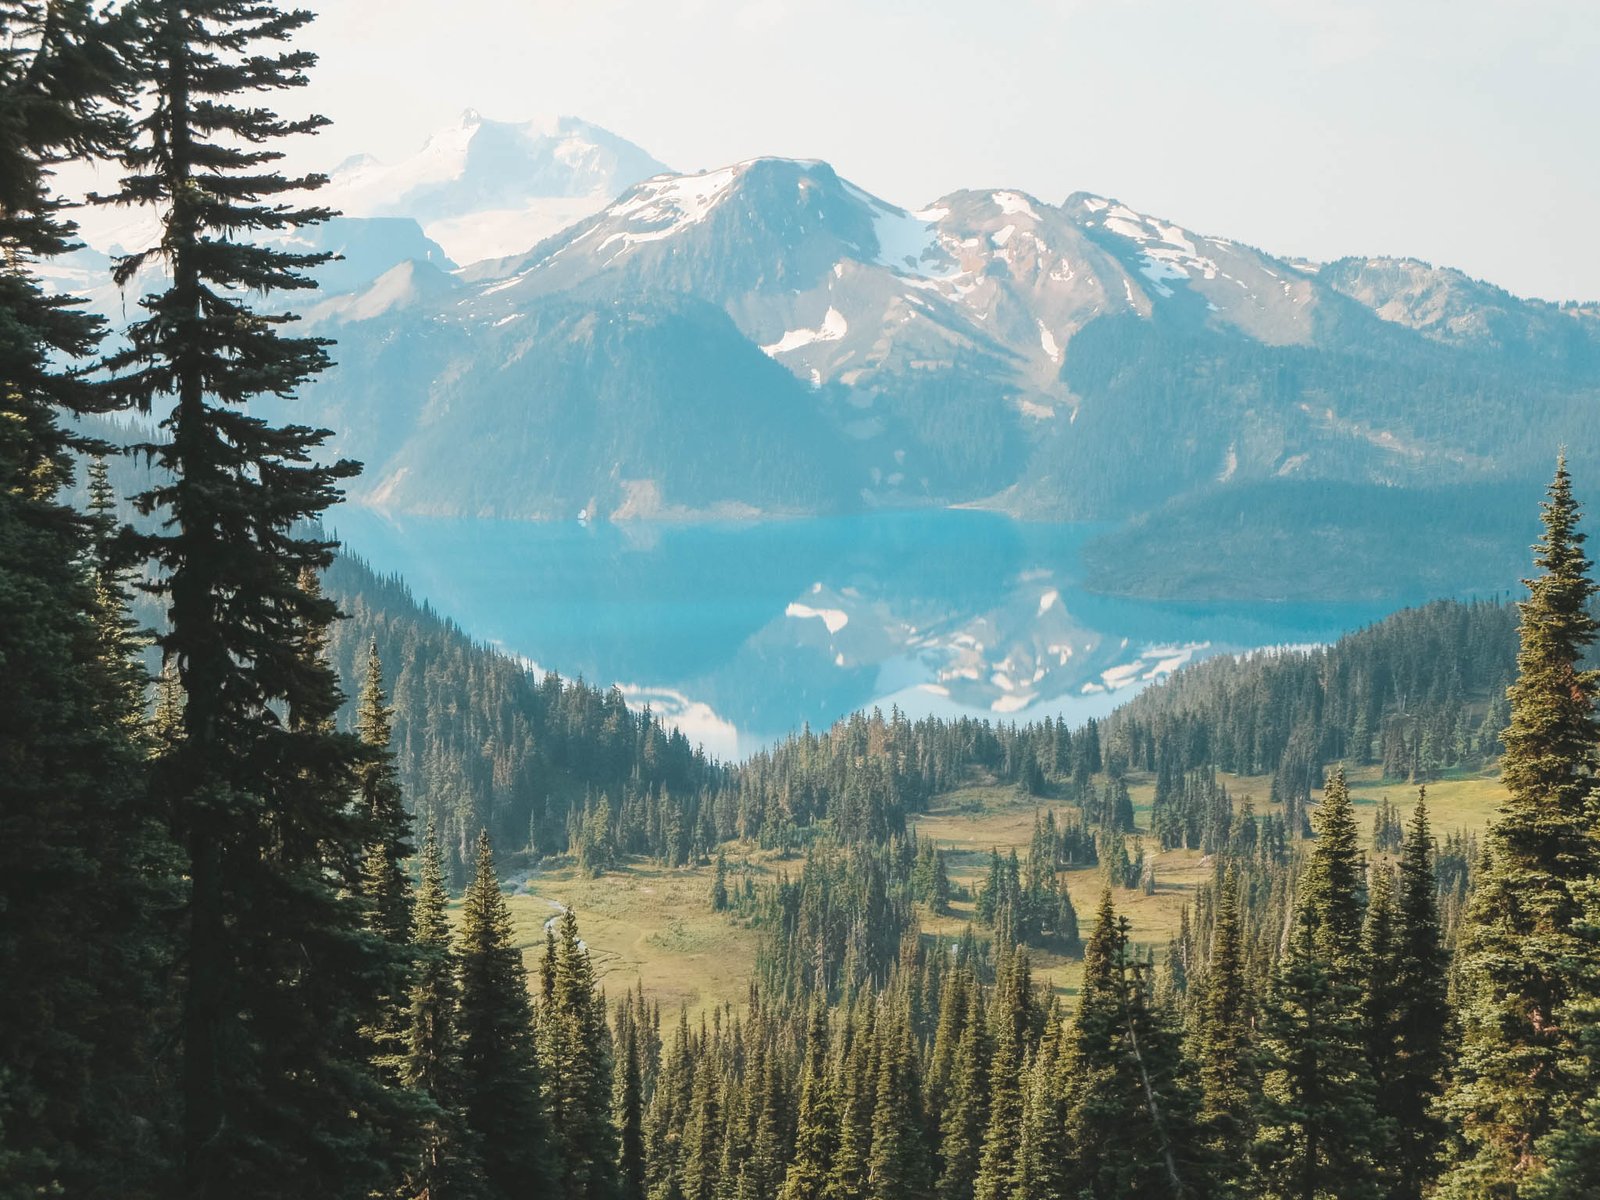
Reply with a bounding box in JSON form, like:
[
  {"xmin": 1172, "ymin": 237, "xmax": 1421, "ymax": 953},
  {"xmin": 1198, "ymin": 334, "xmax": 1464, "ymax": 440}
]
[{"xmin": 331, "ymin": 508, "xmax": 1414, "ymax": 760}]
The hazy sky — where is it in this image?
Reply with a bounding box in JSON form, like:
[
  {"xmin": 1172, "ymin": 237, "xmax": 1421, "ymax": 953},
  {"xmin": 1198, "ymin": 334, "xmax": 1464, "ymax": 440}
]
[{"xmin": 299, "ymin": 0, "xmax": 1600, "ymax": 302}]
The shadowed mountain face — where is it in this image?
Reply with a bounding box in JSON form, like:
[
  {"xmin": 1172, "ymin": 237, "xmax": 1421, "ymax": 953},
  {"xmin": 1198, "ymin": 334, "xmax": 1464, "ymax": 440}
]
[{"xmin": 270, "ymin": 153, "xmax": 1597, "ymax": 542}]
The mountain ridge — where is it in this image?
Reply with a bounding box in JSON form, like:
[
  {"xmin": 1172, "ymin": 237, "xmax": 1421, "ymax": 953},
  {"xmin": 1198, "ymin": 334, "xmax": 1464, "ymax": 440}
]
[{"xmin": 276, "ymin": 148, "xmax": 1598, "ymax": 547}]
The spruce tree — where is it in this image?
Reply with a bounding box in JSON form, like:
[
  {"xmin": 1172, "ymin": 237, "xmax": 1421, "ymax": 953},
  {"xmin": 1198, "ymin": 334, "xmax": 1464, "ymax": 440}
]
[
  {"xmin": 1444, "ymin": 457, "xmax": 1600, "ymax": 1198},
  {"xmin": 618, "ymin": 1015, "xmax": 647, "ymax": 1200},
  {"xmin": 1383, "ymin": 792, "xmax": 1450, "ymax": 1200},
  {"xmin": 1014, "ymin": 1020, "xmax": 1070, "ymax": 1200},
  {"xmin": 1192, "ymin": 869, "xmax": 1258, "ymax": 1200},
  {"xmin": 683, "ymin": 1054, "xmax": 724, "ymax": 1200},
  {"xmin": 355, "ymin": 639, "xmax": 416, "ymax": 1078},
  {"xmin": 827, "ymin": 1010, "xmax": 874, "ymax": 1200},
  {"xmin": 934, "ymin": 977, "xmax": 989, "ymax": 1200},
  {"xmin": 780, "ymin": 1000, "xmax": 837, "ymax": 1200},
  {"xmin": 974, "ymin": 946, "xmax": 1035, "ymax": 1200},
  {"xmin": 1256, "ymin": 863, "xmax": 1383, "ymax": 1200},
  {"xmin": 1525, "ymin": 881, "xmax": 1600, "ymax": 1200},
  {"xmin": 1068, "ymin": 893, "xmax": 1204, "ymax": 1200},
  {"xmin": 1302, "ymin": 766, "xmax": 1367, "ymax": 970},
  {"xmin": 745, "ymin": 1039, "xmax": 786, "ymax": 1200},
  {"xmin": 359, "ymin": 638, "xmax": 415, "ymax": 947},
  {"xmin": 403, "ymin": 821, "xmax": 484, "ymax": 1199},
  {"xmin": 866, "ymin": 1006, "xmax": 930, "ymax": 1200},
  {"xmin": 542, "ymin": 907, "xmax": 621, "ymax": 1200},
  {"xmin": 101, "ymin": 0, "xmax": 408, "ymax": 1193},
  {"xmin": 0, "ymin": 5, "xmax": 173, "ymax": 1194},
  {"xmin": 457, "ymin": 831, "xmax": 552, "ymax": 1199}
]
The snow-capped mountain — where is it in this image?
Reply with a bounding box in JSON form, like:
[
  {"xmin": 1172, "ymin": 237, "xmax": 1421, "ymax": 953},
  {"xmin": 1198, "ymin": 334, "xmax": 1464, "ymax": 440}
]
[
  {"xmin": 287, "ymin": 150, "xmax": 1600, "ymax": 531},
  {"xmin": 323, "ymin": 111, "xmax": 669, "ymax": 266},
  {"xmin": 51, "ymin": 123, "xmax": 1594, "ymax": 569},
  {"xmin": 58, "ymin": 111, "xmax": 660, "ymax": 311}
]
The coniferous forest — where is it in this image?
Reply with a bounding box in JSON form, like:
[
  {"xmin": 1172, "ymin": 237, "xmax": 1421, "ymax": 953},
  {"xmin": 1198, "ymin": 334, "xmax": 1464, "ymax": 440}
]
[{"xmin": 4, "ymin": 6, "xmax": 1600, "ymax": 1200}]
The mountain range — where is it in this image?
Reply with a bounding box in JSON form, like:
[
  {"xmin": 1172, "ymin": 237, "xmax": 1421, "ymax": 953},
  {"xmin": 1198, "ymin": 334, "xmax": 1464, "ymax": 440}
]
[{"xmin": 73, "ymin": 112, "xmax": 1600, "ymax": 597}]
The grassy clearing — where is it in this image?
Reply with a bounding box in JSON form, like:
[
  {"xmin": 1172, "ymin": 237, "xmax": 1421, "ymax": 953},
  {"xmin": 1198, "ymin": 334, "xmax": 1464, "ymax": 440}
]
[
  {"xmin": 909, "ymin": 780, "xmax": 1212, "ymax": 1000},
  {"xmin": 454, "ymin": 855, "xmax": 776, "ymax": 1018},
  {"xmin": 472, "ymin": 765, "xmax": 1510, "ymax": 1014},
  {"xmin": 908, "ymin": 763, "xmax": 1509, "ymax": 1001}
]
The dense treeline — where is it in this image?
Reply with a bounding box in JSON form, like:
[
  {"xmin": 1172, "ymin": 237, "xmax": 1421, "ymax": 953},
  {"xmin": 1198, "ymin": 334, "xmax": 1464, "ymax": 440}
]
[{"xmin": 6, "ymin": 4, "xmax": 1600, "ymax": 1200}]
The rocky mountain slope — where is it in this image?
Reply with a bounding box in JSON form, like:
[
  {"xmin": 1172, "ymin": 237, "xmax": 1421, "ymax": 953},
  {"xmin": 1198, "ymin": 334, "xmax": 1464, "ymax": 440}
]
[{"xmin": 260, "ymin": 150, "xmax": 1599, "ymax": 534}]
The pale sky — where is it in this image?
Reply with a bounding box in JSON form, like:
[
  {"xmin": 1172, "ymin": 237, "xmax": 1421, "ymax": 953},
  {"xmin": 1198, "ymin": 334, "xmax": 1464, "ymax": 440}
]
[{"xmin": 296, "ymin": 0, "xmax": 1600, "ymax": 302}]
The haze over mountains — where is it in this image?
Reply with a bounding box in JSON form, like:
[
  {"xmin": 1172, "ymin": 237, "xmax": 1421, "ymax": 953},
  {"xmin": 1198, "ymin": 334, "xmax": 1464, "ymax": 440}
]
[{"xmin": 75, "ymin": 111, "xmax": 1600, "ymax": 596}]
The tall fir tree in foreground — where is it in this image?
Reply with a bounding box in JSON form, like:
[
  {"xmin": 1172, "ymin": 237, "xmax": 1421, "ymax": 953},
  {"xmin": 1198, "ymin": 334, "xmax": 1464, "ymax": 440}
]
[
  {"xmin": 973, "ymin": 949, "xmax": 1031, "ymax": 1200},
  {"xmin": 1525, "ymin": 880, "xmax": 1600, "ymax": 1200},
  {"xmin": 1444, "ymin": 457, "xmax": 1600, "ymax": 1198},
  {"xmin": 866, "ymin": 1005, "xmax": 931, "ymax": 1200},
  {"xmin": 934, "ymin": 969, "xmax": 989, "ymax": 1200},
  {"xmin": 356, "ymin": 638, "xmax": 417, "ymax": 1075},
  {"xmin": 457, "ymin": 831, "xmax": 552, "ymax": 1200},
  {"xmin": 102, "ymin": 1, "xmax": 412, "ymax": 1193},
  {"xmin": 0, "ymin": 5, "xmax": 173, "ymax": 1195}
]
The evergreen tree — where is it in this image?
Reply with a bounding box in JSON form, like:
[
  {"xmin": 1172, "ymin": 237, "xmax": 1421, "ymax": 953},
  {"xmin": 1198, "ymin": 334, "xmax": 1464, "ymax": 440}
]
[
  {"xmin": 1192, "ymin": 869, "xmax": 1258, "ymax": 1199},
  {"xmin": 542, "ymin": 907, "xmax": 621, "ymax": 1200},
  {"xmin": 457, "ymin": 831, "xmax": 552, "ymax": 1199},
  {"xmin": 712, "ymin": 848, "xmax": 731, "ymax": 912},
  {"xmin": 1444, "ymin": 457, "xmax": 1600, "ymax": 1198},
  {"xmin": 403, "ymin": 821, "xmax": 484, "ymax": 1199},
  {"xmin": 357, "ymin": 638, "xmax": 416, "ymax": 1080},
  {"xmin": 828, "ymin": 1011, "xmax": 874, "ymax": 1200},
  {"xmin": 358, "ymin": 638, "xmax": 415, "ymax": 948},
  {"xmin": 866, "ymin": 1007, "xmax": 929, "ymax": 1200},
  {"xmin": 973, "ymin": 950, "xmax": 1031, "ymax": 1200},
  {"xmin": 102, "ymin": 0, "xmax": 409, "ymax": 1193},
  {"xmin": 1302, "ymin": 767, "xmax": 1367, "ymax": 970},
  {"xmin": 1067, "ymin": 893, "xmax": 1203, "ymax": 1200},
  {"xmin": 935, "ymin": 977, "xmax": 989, "ymax": 1200},
  {"xmin": 1360, "ymin": 862, "xmax": 1404, "ymax": 1193},
  {"xmin": 1014, "ymin": 1021, "xmax": 1070, "ymax": 1200},
  {"xmin": 1384, "ymin": 792, "xmax": 1451, "ymax": 1200},
  {"xmin": 1525, "ymin": 882, "xmax": 1600, "ymax": 1200},
  {"xmin": 745, "ymin": 1037, "xmax": 787, "ymax": 1200},
  {"xmin": 1256, "ymin": 916, "xmax": 1383, "ymax": 1199},
  {"xmin": 618, "ymin": 1016, "xmax": 647, "ymax": 1200},
  {"xmin": 683, "ymin": 1053, "xmax": 723, "ymax": 1200},
  {"xmin": 780, "ymin": 1001, "xmax": 837, "ymax": 1200},
  {"xmin": 0, "ymin": 5, "xmax": 174, "ymax": 1194}
]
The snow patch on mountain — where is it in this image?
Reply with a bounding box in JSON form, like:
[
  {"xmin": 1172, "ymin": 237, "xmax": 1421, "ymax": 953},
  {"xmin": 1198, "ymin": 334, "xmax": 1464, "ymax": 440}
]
[
  {"xmin": 786, "ymin": 602, "xmax": 849, "ymax": 634},
  {"xmin": 841, "ymin": 180, "xmax": 957, "ymax": 278},
  {"xmin": 763, "ymin": 307, "xmax": 849, "ymax": 355},
  {"xmin": 594, "ymin": 165, "xmax": 742, "ymax": 254},
  {"xmin": 1037, "ymin": 321, "xmax": 1062, "ymax": 362},
  {"xmin": 994, "ymin": 191, "xmax": 1040, "ymax": 219},
  {"xmin": 1083, "ymin": 198, "xmax": 1221, "ymax": 296}
]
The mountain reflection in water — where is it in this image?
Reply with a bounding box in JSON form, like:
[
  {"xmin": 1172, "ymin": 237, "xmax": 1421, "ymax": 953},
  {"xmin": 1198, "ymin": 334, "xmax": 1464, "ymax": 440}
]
[{"xmin": 331, "ymin": 508, "xmax": 1409, "ymax": 759}]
